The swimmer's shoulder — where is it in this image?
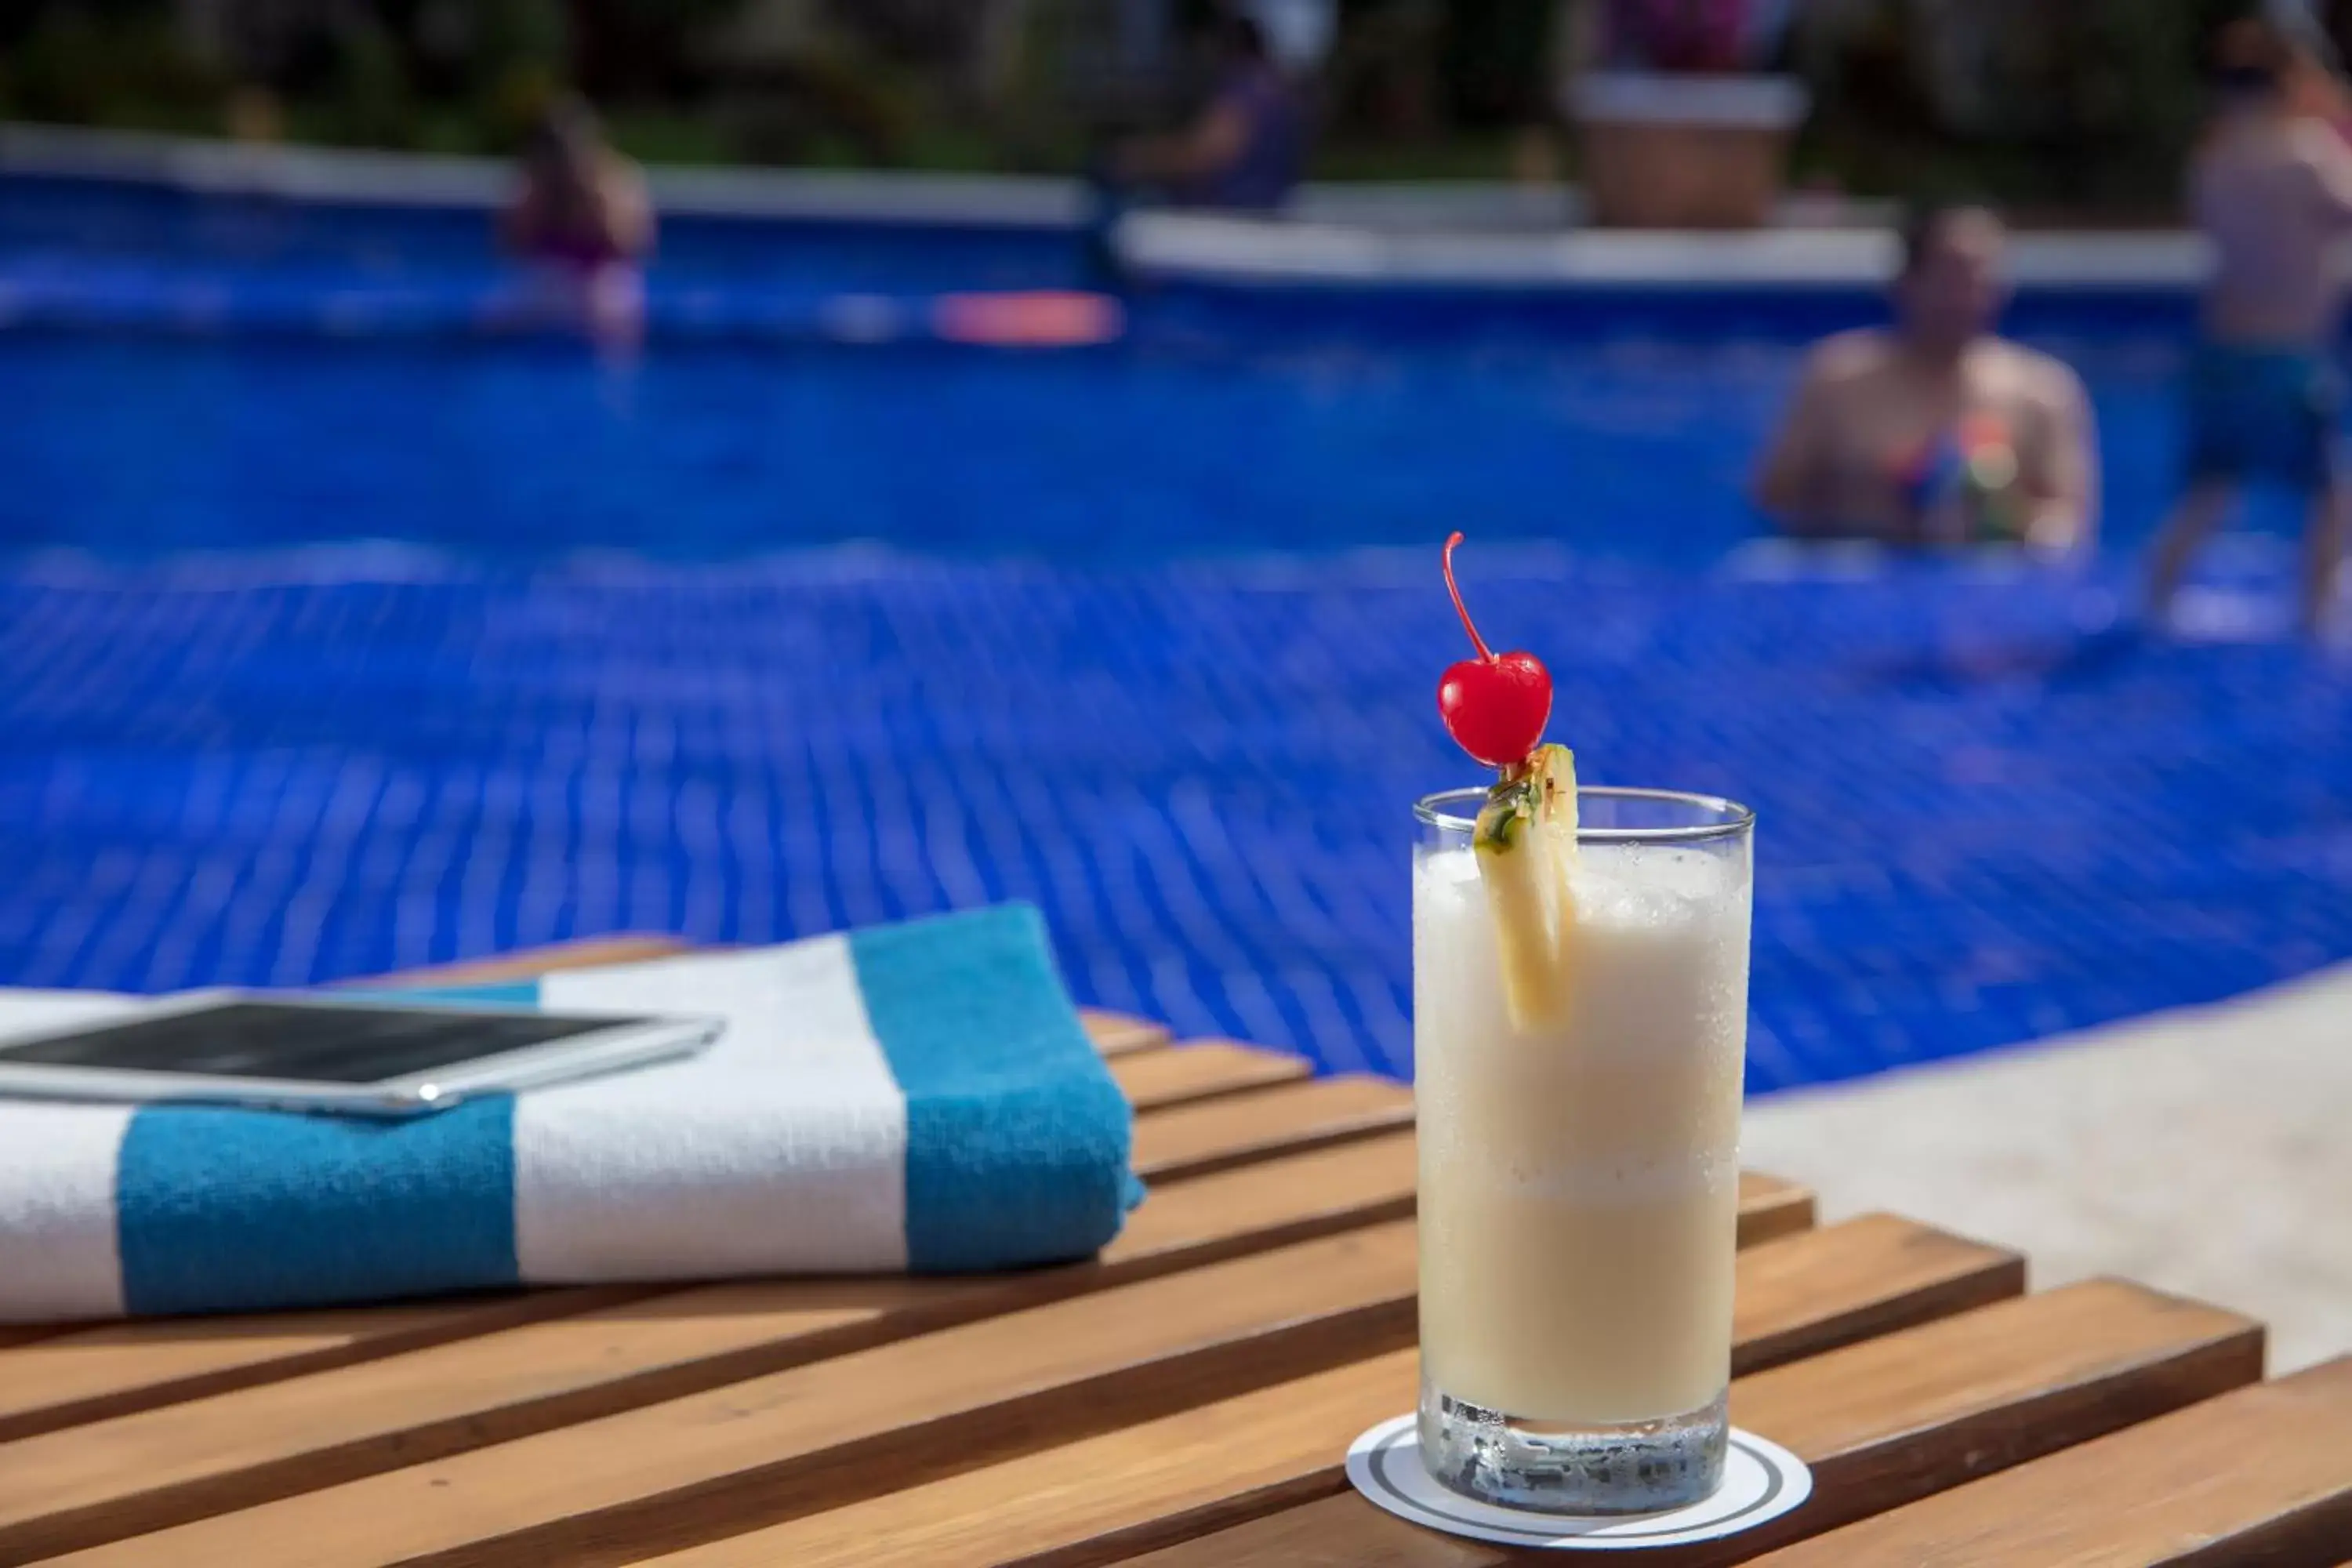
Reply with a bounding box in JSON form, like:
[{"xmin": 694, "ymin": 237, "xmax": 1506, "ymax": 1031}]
[
  {"xmin": 1798, "ymin": 328, "xmax": 1897, "ymax": 388},
  {"xmin": 1976, "ymin": 339, "xmax": 2090, "ymax": 421}
]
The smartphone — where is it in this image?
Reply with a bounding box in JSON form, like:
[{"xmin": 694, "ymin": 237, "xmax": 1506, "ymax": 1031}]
[{"xmin": 0, "ymin": 990, "xmax": 724, "ymax": 1118}]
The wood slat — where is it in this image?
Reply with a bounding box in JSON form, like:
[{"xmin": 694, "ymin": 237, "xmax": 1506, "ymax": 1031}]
[
  {"xmin": 0, "ymin": 1288, "xmax": 645, "ymax": 1446},
  {"xmin": 650, "ymin": 1347, "xmax": 1416, "ymax": 1568},
  {"xmin": 673, "ymin": 1279, "xmax": 2257, "ymax": 1568},
  {"xmin": 1726, "ymin": 1212, "xmax": 2023, "ymax": 1376},
  {"xmin": 1078, "ymin": 1011, "xmax": 1171, "ymax": 1057},
  {"xmin": 1117, "ymin": 1131, "xmax": 1795, "ymax": 1264},
  {"xmin": 39, "ymin": 1226, "xmax": 1418, "ymax": 1568},
  {"xmin": 1107, "ymin": 1138, "xmax": 1798, "ymax": 1269},
  {"xmin": 33, "ymin": 1214, "xmax": 2016, "ymax": 1568},
  {"xmin": 1706, "ymin": 1279, "xmax": 2261, "ymax": 1563},
  {"xmin": 1735, "ymin": 1171, "xmax": 1816, "ymax": 1247},
  {"xmin": 1110, "ymin": 1042, "xmax": 1312, "ymax": 1111},
  {"xmin": 1105, "ymin": 1131, "xmax": 1413, "ymax": 1266},
  {"xmin": 1120, "ymin": 1280, "xmax": 2267, "ymax": 1568},
  {"xmin": 1131, "ymin": 1076, "xmax": 1414, "ymax": 1181},
  {"xmin": 1748, "ymin": 1355, "xmax": 2352, "ymax": 1567},
  {"xmin": 0, "ymin": 1134, "xmax": 1426, "ymax": 1565}
]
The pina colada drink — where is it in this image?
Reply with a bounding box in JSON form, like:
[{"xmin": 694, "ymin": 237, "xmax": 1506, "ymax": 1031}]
[
  {"xmin": 1415, "ymin": 834, "xmax": 1749, "ymax": 1421},
  {"xmin": 1416, "ymin": 535, "xmax": 1753, "ymax": 1515}
]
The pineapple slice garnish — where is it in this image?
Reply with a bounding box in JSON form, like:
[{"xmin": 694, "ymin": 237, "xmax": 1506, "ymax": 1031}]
[{"xmin": 1472, "ymin": 743, "xmax": 1579, "ymax": 1029}]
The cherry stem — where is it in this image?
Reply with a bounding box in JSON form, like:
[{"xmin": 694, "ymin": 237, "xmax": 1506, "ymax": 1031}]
[{"xmin": 1441, "ymin": 531, "xmax": 1495, "ymax": 662}]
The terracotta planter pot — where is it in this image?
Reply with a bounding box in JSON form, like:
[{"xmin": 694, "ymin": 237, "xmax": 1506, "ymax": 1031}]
[{"xmin": 1567, "ymin": 71, "xmax": 1808, "ymax": 230}]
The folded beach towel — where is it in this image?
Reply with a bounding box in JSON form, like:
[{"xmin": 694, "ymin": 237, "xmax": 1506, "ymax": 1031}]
[{"xmin": 0, "ymin": 904, "xmax": 1134, "ymax": 1320}]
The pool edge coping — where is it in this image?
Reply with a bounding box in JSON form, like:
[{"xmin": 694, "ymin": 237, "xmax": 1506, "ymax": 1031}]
[{"xmin": 0, "ymin": 122, "xmax": 2219, "ymax": 293}]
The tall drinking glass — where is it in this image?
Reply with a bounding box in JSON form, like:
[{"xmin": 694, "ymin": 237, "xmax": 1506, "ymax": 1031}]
[{"xmin": 1413, "ymin": 786, "xmax": 1755, "ymax": 1514}]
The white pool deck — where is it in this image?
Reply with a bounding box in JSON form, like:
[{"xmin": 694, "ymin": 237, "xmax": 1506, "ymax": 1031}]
[{"xmin": 1745, "ymin": 966, "xmax": 2352, "ymax": 1374}]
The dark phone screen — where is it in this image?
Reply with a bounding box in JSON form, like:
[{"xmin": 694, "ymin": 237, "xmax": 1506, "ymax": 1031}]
[{"xmin": 0, "ymin": 1002, "xmax": 638, "ymax": 1083}]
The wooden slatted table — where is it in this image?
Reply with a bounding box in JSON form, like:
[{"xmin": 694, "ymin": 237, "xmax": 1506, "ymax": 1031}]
[{"xmin": 2, "ymin": 941, "xmax": 2347, "ymax": 1566}]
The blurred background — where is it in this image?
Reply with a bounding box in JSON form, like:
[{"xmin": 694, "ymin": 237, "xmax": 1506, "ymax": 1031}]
[
  {"xmin": 2, "ymin": 0, "xmax": 2350, "ymax": 1107},
  {"xmin": 0, "ymin": 0, "xmax": 2288, "ymax": 205}
]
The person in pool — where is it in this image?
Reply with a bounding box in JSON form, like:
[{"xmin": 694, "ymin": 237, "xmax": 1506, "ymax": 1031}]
[
  {"xmin": 1751, "ymin": 204, "xmax": 2098, "ymax": 551},
  {"xmin": 1110, "ymin": 12, "xmax": 1305, "ymax": 212},
  {"xmin": 501, "ymin": 96, "xmax": 655, "ymax": 345},
  {"xmin": 2149, "ymin": 17, "xmax": 2352, "ymax": 635}
]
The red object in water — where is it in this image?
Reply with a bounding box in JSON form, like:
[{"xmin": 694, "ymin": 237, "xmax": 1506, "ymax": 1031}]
[
  {"xmin": 1436, "ymin": 532, "xmax": 1552, "ymax": 771},
  {"xmin": 932, "ymin": 291, "xmax": 1123, "ymax": 348}
]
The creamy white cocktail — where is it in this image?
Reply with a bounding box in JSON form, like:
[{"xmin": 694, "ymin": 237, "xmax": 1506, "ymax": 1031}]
[
  {"xmin": 1416, "ymin": 535, "xmax": 1754, "ymax": 1514},
  {"xmin": 1414, "ymin": 800, "xmax": 1751, "ymax": 1512}
]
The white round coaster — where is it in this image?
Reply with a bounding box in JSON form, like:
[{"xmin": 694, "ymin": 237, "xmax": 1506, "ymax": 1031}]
[{"xmin": 1346, "ymin": 1415, "xmax": 1813, "ymax": 1550}]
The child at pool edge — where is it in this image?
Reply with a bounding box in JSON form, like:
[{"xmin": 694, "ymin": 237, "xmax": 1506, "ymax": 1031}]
[
  {"xmin": 1751, "ymin": 205, "xmax": 2098, "ymax": 552},
  {"xmin": 501, "ymin": 96, "xmax": 655, "ymax": 349},
  {"xmin": 2148, "ymin": 17, "xmax": 2352, "ymax": 637}
]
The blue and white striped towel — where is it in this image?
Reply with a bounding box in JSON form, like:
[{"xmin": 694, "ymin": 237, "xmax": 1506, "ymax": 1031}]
[{"xmin": 0, "ymin": 904, "xmax": 1136, "ymax": 1321}]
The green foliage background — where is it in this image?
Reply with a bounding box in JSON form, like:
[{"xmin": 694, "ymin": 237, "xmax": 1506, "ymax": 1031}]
[{"xmin": 0, "ymin": 0, "xmax": 2300, "ymax": 207}]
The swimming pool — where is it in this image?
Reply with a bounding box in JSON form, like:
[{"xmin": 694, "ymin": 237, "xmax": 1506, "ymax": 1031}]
[{"xmin": 5, "ymin": 171, "xmax": 2350, "ymax": 1091}]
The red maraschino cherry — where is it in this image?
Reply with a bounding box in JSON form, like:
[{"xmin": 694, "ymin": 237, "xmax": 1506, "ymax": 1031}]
[{"xmin": 1436, "ymin": 531, "xmax": 1552, "ymax": 771}]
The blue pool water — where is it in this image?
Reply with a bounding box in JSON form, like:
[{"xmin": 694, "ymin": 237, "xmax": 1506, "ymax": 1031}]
[
  {"xmin": 0, "ymin": 316, "xmax": 2207, "ymax": 562},
  {"xmin": 5, "ymin": 173, "xmax": 2351, "ymax": 1090}
]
